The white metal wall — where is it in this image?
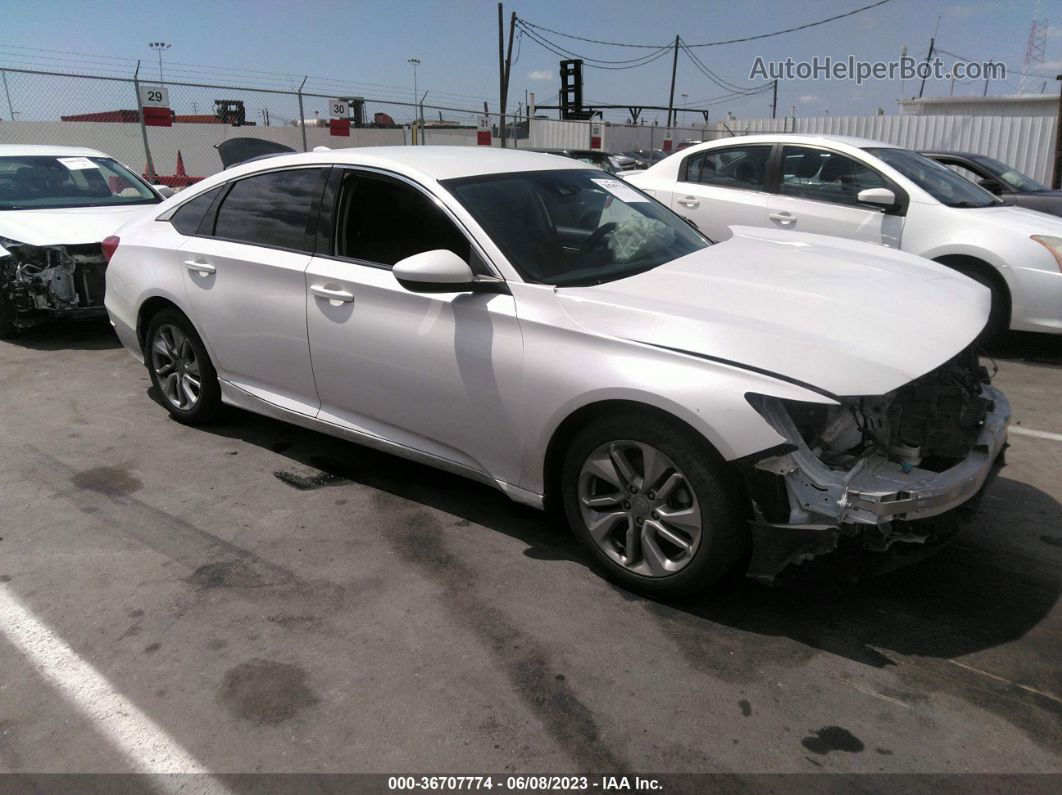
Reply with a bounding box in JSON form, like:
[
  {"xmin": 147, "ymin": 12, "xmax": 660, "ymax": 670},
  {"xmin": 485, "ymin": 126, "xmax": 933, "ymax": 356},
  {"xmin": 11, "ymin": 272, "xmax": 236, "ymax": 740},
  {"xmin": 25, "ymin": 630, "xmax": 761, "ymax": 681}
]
[{"xmin": 720, "ymin": 114, "xmax": 1058, "ymax": 186}]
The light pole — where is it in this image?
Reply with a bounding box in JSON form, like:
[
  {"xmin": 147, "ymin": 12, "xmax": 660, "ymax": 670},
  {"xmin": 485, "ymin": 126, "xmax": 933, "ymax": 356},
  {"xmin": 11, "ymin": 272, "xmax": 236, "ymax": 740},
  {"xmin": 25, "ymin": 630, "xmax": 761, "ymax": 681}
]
[
  {"xmin": 407, "ymin": 58, "xmax": 420, "ymax": 133},
  {"xmin": 148, "ymin": 42, "xmax": 170, "ymax": 85}
]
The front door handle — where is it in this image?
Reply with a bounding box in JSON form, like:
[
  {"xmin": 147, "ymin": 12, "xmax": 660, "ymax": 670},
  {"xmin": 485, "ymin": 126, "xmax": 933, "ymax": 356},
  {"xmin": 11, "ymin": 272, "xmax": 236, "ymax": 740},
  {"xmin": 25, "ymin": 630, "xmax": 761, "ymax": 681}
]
[
  {"xmin": 310, "ymin": 284, "xmax": 355, "ymax": 303},
  {"xmin": 769, "ymin": 212, "xmax": 795, "ymax": 224},
  {"xmin": 183, "ymin": 259, "xmax": 216, "ymax": 275},
  {"xmin": 676, "ymin": 196, "xmax": 700, "ymax": 208}
]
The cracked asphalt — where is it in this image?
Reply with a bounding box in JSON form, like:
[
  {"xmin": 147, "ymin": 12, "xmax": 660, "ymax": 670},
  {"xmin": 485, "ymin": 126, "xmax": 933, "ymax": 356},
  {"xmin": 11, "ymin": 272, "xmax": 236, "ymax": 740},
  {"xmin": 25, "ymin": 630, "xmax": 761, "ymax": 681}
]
[{"xmin": 0, "ymin": 319, "xmax": 1059, "ymax": 777}]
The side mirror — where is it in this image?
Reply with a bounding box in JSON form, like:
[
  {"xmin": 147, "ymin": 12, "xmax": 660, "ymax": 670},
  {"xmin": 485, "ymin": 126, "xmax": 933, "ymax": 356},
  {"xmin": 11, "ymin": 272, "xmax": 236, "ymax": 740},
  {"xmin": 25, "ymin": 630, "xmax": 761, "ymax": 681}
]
[
  {"xmin": 977, "ymin": 178, "xmax": 1003, "ymax": 195},
  {"xmin": 857, "ymin": 187, "xmax": 896, "ymax": 208},
  {"xmin": 393, "ymin": 249, "xmax": 476, "ymax": 293},
  {"xmin": 154, "ymin": 185, "xmax": 175, "ymax": 198}
]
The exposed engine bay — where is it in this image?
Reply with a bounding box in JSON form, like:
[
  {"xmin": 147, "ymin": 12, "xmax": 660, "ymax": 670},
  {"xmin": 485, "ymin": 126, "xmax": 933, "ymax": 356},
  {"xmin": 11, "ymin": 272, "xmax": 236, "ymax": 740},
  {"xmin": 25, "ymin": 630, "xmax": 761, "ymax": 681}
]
[
  {"xmin": 743, "ymin": 347, "xmax": 1010, "ymax": 582},
  {"xmin": 0, "ymin": 242, "xmax": 108, "ymax": 331}
]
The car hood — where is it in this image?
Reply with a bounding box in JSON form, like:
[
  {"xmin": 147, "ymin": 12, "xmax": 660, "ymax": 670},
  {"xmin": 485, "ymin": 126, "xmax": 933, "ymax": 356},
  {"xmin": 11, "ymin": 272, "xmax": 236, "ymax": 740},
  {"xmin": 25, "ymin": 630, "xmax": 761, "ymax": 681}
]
[
  {"xmin": 0, "ymin": 205, "xmax": 155, "ymax": 248},
  {"xmin": 556, "ymin": 226, "xmax": 989, "ymax": 397},
  {"xmin": 949, "ymin": 202, "xmax": 1062, "ymax": 234}
]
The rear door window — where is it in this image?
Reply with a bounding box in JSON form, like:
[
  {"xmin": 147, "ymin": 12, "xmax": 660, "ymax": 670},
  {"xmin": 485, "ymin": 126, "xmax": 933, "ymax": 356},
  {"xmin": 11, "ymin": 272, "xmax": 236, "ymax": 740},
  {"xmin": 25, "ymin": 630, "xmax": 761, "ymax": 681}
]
[
  {"xmin": 682, "ymin": 145, "xmax": 772, "ymax": 191},
  {"xmin": 213, "ymin": 168, "xmax": 326, "ymax": 251}
]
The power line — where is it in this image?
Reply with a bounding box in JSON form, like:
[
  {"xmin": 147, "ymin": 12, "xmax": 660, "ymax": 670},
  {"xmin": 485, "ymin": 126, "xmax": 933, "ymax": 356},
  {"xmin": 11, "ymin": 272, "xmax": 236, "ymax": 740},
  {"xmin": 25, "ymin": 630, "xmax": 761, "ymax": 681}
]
[
  {"xmin": 517, "ymin": 25, "xmax": 673, "ymax": 70},
  {"xmin": 679, "ymin": 41, "xmax": 765, "ymax": 94},
  {"xmin": 519, "ymin": 1, "xmax": 895, "ymax": 50}
]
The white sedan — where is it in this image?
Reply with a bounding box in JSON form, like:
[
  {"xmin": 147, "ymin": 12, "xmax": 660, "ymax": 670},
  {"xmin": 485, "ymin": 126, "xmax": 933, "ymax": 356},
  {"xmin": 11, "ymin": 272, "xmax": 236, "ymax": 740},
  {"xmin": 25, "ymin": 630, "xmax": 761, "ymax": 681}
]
[
  {"xmin": 103, "ymin": 147, "xmax": 1008, "ymax": 595},
  {"xmin": 0, "ymin": 145, "xmax": 167, "ymax": 336},
  {"xmin": 626, "ymin": 134, "xmax": 1062, "ymax": 336}
]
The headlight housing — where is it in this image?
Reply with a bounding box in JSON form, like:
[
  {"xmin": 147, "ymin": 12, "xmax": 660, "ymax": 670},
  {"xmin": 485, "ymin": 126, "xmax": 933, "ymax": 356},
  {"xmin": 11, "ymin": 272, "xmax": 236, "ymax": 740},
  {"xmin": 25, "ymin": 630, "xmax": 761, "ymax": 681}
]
[{"xmin": 1031, "ymin": 235, "xmax": 1062, "ymax": 273}]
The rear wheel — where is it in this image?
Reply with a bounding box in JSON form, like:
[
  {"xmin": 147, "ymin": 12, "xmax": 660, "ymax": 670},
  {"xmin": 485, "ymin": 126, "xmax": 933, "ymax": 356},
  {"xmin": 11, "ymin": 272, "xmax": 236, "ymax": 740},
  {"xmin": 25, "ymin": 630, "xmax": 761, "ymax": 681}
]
[
  {"xmin": 561, "ymin": 412, "xmax": 748, "ymax": 598},
  {"xmin": 144, "ymin": 309, "xmax": 221, "ymax": 425}
]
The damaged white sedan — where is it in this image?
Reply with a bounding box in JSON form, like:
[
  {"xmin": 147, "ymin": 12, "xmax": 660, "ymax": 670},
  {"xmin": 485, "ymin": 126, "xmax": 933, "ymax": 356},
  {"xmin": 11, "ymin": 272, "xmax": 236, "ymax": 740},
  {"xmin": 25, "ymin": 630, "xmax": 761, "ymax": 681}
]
[
  {"xmin": 0, "ymin": 145, "xmax": 164, "ymax": 336},
  {"xmin": 104, "ymin": 147, "xmax": 1008, "ymax": 596}
]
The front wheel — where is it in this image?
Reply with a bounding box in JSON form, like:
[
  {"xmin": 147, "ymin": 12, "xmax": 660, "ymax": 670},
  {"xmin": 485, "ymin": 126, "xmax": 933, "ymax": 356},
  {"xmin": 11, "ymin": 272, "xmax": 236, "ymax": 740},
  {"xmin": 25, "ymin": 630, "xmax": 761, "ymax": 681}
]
[
  {"xmin": 144, "ymin": 309, "xmax": 221, "ymax": 425},
  {"xmin": 561, "ymin": 412, "xmax": 748, "ymax": 598}
]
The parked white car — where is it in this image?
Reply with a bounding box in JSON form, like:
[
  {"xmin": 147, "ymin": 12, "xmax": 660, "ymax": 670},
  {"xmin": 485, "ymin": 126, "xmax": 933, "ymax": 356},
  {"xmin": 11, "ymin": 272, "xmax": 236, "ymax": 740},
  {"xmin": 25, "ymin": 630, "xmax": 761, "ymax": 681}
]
[
  {"xmin": 626, "ymin": 134, "xmax": 1062, "ymax": 336},
  {"xmin": 0, "ymin": 145, "xmax": 167, "ymax": 336},
  {"xmin": 104, "ymin": 147, "xmax": 1008, "ymax": 595}
]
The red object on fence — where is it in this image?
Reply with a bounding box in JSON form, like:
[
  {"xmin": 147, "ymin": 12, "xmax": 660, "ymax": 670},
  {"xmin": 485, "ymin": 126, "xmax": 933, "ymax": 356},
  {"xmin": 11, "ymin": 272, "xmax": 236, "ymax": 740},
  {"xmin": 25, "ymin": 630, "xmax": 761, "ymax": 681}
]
[
  {"xmin": 662, "ymin": 139, "xmax": 673, "ymax": 153},
  {"xmin": 329, "ymin": 118, "xmax": 351, "ymax": 137},
  {"xmin": 142, "ymin": 106, "xmax": 172, "ymax": 127},
  {"xmin": 175, "ymin": 151, "xmax": 186, "ymax": 177},
  {"xmin": 590, "ymin": 135, "xmax": 601, "ymax": 149},
  {"xmin": 476, "ymin": 130, "xmax": 491, "ymax": 145}
]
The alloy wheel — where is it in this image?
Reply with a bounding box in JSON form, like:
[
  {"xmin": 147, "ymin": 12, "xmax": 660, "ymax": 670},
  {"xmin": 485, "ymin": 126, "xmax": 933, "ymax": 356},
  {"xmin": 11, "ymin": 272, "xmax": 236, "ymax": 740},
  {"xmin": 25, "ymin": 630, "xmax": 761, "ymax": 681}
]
[
  {"xmin": 577, "ymin": 440, "xmax": 702, "ymax": 577},
  {"xmin": 150, "ymin": 323, "xmax": 202, "ymax": 411}
]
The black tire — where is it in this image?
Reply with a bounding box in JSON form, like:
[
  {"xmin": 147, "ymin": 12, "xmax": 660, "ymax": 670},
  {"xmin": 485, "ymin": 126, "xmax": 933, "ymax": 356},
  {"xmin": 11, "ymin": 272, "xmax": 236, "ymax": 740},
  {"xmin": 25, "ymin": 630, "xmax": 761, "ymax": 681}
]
[
  {"xmin": 944, "ymin": 263, "xmax": 1009, "ymax": 342},
  {"xmin": 143, "ymin": 308, "xmax": 222, "ymax": 425},
  {"xmin": 561, "ymin": 411, "xmax": 749, "ymax": 599},
  {"xmin": 0, "ymin": 299, "xmax": 16, "ymax": 339}
]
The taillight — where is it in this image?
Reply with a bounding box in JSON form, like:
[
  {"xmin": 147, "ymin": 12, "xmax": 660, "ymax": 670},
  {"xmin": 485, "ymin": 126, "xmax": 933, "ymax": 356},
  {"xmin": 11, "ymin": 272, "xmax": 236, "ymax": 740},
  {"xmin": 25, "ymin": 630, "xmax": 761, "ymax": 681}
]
[{"xmin": 101, "ymin": 235, "xmax": 120, "ymax": 263}]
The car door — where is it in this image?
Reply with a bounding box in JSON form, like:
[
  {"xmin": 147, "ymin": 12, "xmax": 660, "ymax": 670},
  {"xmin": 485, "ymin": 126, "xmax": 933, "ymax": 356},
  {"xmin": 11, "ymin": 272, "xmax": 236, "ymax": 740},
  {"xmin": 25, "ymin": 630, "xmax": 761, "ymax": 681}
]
[
  {"xmin": 304, "ymin": 168, "xmax": 524, "ymax": 483},
  {"xmin": 177, "ymin": 166, "xmax": 328, "ymax": 414},
  {"xmin": 668, "ymin": 144, "xmax": 773, "ymax": 241},
  {"xmin": 766, "ymin": 146, "xmax": 904, "ymax": 248}
]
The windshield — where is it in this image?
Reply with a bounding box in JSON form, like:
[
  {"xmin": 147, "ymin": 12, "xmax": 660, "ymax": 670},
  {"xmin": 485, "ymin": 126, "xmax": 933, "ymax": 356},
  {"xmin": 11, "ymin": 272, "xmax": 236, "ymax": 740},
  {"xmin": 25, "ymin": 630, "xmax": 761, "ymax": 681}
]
[
  {"xmin": 0, "ymin": 155, "xmax": 160, "ymax": 210},
  {"xmin": 442, "ymin": 168, "xmax": 708, "ymax": 286},
  {"xmin": 970, "ymin": 155, "xmax": 1048, "ymax": 193},
  {"xmin": 865, "ymin": 147, "xmax": 997, "ymax": 208}
]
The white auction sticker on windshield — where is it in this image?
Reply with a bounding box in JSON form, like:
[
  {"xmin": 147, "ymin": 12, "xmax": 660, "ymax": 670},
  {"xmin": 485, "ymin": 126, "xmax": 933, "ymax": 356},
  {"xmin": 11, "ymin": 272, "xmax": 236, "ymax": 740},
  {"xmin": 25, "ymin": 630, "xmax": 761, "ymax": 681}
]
[
  {"xmin": 591, "ymin": 178, "xmax": 648, "ymax": 203},
  {"xmin": 57, "ymin": 157, "xmax": 97, "ymax": 170}
]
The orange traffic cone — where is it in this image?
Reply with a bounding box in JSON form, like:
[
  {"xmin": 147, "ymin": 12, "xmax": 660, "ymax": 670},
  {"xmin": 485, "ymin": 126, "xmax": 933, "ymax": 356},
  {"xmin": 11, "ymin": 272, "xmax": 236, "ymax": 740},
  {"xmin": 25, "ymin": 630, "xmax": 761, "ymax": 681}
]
[{"xmin": 175, "ymin": 150, "xmax": 186, "ymax": 177}]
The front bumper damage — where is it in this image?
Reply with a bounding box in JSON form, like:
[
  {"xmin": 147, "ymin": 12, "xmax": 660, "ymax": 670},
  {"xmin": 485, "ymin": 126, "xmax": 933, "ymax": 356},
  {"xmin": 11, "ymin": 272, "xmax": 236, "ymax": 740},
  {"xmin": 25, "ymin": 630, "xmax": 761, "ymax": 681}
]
[
  {"xmin": 742, "ymin": 376, "xmax": 1010, "ymax": 584},
  {"xmin": 0, "ymin": 242, "xmax": 109, "ymax": 331}
]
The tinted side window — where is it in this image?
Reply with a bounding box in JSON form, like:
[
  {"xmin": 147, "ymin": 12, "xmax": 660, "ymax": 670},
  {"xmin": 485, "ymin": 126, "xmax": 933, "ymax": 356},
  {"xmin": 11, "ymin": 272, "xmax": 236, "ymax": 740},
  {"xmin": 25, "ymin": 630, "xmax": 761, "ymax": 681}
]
[
  {"xmin": 779, "ymin": 146, "xmax": 887, "ymax": 206},
  {"xmin": 683, "ymin": 145, "xmax": 771, "ymax": 191},
  {"xmin": 334, "ymin": 172, "xmax": 469, "ymax": 267},
  {"xmin": 169, "ymin": 186, "xmax": 222, "ymax": 235},
  {"xmin": 214, "ymin": 168, "xmax": 324, "ymax": 251}
]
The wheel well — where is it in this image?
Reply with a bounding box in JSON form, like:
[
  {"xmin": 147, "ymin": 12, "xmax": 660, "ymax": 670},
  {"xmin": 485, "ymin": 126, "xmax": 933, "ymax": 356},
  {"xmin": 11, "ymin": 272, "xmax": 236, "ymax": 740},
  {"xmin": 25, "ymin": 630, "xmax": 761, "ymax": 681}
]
[
  {"xmin": 541, "ymin": 399, "xmax": 731, "ymax": 515},
  {"xmin": 136, "ymin": 297, "xmax": 183, "ymax": 351},
  {"xmin": 933, "ymin": 254, "xmax": 1011, "ymax": 322}
]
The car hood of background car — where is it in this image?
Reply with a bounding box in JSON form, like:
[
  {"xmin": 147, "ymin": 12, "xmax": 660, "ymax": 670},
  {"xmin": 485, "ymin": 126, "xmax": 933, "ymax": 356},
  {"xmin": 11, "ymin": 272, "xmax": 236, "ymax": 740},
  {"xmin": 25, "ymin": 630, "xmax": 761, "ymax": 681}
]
[
  {"xmin": 0, "ymin": 205, "xmax": 153, "ymax": 248},
  {"xmin": 557, "ymin": 226, "xmax": 989, "ymax": 397}
]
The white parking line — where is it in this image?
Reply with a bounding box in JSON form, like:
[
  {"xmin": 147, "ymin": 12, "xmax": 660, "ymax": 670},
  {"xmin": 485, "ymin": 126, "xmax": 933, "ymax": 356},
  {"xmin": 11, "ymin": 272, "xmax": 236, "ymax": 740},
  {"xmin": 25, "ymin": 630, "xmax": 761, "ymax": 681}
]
[
  {"xmin": 1009, "ymin": 426, "xmax": 1062, "ymax": 443},
  {"xmin": 0, "ymin": 583, "xmax": 218, "ymax": 779}
]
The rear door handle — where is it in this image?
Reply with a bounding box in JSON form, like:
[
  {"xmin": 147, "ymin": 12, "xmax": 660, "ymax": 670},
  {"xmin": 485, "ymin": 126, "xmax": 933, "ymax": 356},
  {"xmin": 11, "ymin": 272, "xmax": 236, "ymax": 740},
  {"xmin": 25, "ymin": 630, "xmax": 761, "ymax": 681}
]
[
  {"xmin": 676, "ymin": 196, "xmax": 700, "ymax": 208},
  {"xmin": 310, "ymin": 284, "xmax": 355, "ymax": 303},
  {"xmin": 183, "ymin": 259, "xmax": 216, "ymax": 275},
  {"xmin": 769, "ymin": 212, "xmax": 795, "ymax": 224}
]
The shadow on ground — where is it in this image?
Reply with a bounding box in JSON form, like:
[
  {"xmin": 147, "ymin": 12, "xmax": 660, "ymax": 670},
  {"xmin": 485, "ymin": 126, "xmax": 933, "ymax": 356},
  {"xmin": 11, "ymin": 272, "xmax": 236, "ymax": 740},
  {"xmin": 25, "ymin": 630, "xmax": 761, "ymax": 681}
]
[
  {"xmin": 984, "ymin": 331, "xmax": 1062, "ymax": 367},
  {"xmin": 186, "ymin": 401, "xmax": 1062, "ymax": 674},
  {"xmin": 4, "ymin": 318, "xmax": 120, "ymax": 351}
]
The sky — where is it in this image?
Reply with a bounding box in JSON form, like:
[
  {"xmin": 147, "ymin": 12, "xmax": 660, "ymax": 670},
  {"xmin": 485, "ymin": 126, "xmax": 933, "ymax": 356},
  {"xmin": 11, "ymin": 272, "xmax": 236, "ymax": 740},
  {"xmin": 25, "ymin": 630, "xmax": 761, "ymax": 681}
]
[{"xmin": 1, "ymin": 0, "xmax": 1061, "ymax": 124}]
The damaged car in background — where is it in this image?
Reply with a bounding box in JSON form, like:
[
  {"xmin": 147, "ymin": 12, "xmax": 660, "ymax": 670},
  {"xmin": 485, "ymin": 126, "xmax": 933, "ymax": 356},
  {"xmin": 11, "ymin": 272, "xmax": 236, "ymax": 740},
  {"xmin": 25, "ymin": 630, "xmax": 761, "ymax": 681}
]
[
  {"xmin": 105, "ymin": 148, "xmax": 1008, "ymax": 596},
  {"xmin": 0, "ymin": 146, "xmax": 164, "ymax": 337}
]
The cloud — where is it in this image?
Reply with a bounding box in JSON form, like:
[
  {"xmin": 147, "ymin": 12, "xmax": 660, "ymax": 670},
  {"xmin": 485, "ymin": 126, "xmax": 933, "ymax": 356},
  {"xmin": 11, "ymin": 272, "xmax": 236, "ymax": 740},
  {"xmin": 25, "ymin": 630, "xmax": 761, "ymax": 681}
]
[
  {"xmin": 1047, "ymin": 27, "xmax": 1062, "ymax": 39},
  {"xmin": 528, "ymin": 70, "xmax": 553, "ymax": 81},
  {"xmin": 799, "ymin": 95, "xmax": 824, "ymax": 104},
  {"xmin": 1040, "ymin": 58, "xmax": 1062, "ymax": 71}
]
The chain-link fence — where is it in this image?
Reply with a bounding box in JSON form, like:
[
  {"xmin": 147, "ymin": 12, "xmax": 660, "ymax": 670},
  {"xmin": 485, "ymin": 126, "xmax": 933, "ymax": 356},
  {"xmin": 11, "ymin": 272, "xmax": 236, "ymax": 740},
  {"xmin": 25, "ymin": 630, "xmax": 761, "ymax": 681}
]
[{"xmin": 0, "ymin": 67, "xmax": 539, "ymax": 186}]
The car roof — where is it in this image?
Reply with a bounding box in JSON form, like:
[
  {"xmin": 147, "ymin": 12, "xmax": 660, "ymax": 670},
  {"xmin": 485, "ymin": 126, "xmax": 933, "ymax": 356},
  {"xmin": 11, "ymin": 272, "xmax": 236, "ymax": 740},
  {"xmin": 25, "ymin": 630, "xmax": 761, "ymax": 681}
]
[
  {"xmin": 0, "ymin": 144, "xmax": 111, "ymax": 158},
  {"xmin": 223, "ymin": 146, "xmax": 597, "ymax": 182},
  {"xmin": 702, "ymin": 133, "xmax": 892, "ymax": 150},
  {"xmin": 919, "ymin": 150, "xmax": 985, "ymax": 160}
]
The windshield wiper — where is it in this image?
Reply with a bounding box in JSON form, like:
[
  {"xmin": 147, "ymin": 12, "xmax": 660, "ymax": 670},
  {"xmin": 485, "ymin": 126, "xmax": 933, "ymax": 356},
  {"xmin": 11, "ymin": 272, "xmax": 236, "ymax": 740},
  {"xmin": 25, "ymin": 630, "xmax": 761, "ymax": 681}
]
[{"xmin": 949, "ymin": 201, "xmax": 991, "ymax": 208}]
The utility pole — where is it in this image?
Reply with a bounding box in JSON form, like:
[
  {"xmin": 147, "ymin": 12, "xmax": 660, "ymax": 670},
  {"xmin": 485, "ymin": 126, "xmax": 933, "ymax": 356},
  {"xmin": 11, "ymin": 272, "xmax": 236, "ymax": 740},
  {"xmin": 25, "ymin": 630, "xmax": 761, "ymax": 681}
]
[
  {"xmin": 666, "ymin": 35, "xmax": 679, "ymax": 127},
  {"xmin": 407, "ymin": 58, "xmax": 420, "ymax": 138},
  {"xmin": 1053, "ymin": 74, "xmax": 1062, "ymax": 188},
  {"xmin": 917, "ymin": 38, "xmax": 934, "ymax": 98},
  {"xmin": 771, "ymin": 79, "xmax": 778, "ymax": 119},
  {"xmin": 498, "ymin": 4, "xmax": 516, "ymax": 147}
]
